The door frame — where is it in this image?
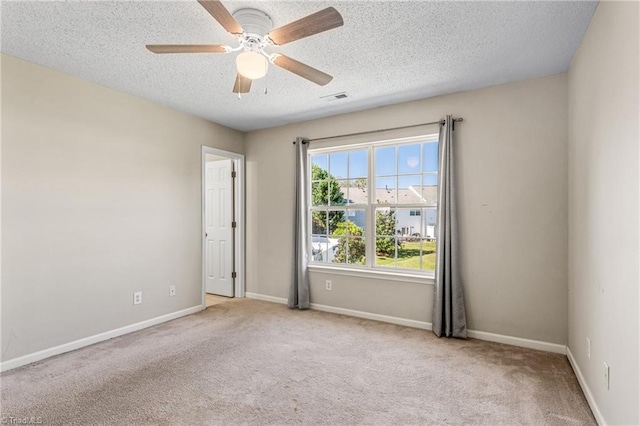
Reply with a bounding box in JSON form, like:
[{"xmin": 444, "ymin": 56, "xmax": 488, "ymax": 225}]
[{"xmin": 201, "ymin": 146, "xmax": 245, "ymax": 309}]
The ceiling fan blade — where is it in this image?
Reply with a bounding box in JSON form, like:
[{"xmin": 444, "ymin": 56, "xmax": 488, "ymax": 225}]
[
  {"xmin": 197, "ymin": 1, "xmax": 244, "ymax": 35},
  {"xmin": 233, "ymin": 73, "xmax": 252, "ymax": 93},
  {"xmin": 146, "ymin": 44, "xmax": 227, "ymax": 54},
  {"xmin": 272, "ymin": 54, "xmax": 333, "ymax": 86},
  {"xmin": 268, "ymin": 7, "xmax": 343, "ymax": 45}
]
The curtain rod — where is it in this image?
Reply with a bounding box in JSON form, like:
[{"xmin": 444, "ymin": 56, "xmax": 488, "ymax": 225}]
[{"xmin": 296, "ymin": 117, "xmax": 463, "ymax": 144}]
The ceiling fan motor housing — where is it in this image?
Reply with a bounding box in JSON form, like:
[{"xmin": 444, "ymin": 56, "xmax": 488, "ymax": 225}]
[{"xmin": 232, "ymin": 8, "xmax": 273, "ymax": 39}]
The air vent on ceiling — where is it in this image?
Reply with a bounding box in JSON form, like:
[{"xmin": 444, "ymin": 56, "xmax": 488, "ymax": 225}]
[{"xmin": 320, "ymin": 92, "xmax": 348, "ymax": 101}]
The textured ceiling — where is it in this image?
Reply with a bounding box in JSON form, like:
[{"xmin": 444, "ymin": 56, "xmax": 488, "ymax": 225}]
[{"xmin": 1, "ymin": 1, "xmax": 597, "ymax": 132}]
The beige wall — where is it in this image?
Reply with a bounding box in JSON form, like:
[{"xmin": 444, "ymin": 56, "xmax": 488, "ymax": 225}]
[
  {"xmin": 567, "ymin": 2, "xmax": 639, "ymax": 424},
  {"xmin": 1, "ymin": 54, "xmax": 244, "ymax": 362},
  {"xmin": 245, "ymin": 73, "xmax": 569, "ymax": 345}
]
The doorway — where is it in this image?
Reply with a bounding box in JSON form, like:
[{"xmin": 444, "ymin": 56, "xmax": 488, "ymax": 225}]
[{"xmin": 201, "ymin": 147, "xmax": 245, "ymax": 309}]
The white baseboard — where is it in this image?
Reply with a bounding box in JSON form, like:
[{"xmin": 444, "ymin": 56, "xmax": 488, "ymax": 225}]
[
  {"xmin": 245, "ymin": 292, "xmax": 430, "ymax": 330},
  {"xmin": 0, "ymin": 305, "xmax": 203, "ymax": 373},
  {"xmin": 567, "ymin": 347, "xmax": 606, "ymax": 425},
  {"xmin": 245, "ymin": 292, "xmax": 288, "ymax": 305},
  {"xmin": 245, "ymin": 292, "xmax": 566, "ymax": 354},
  {"xmin": 309, "ymin": 302, "xmax": 432, "ymax": 330},
  {"xmin": 466, "ymin": 329, "xmax": 567, "ymax": 354}
]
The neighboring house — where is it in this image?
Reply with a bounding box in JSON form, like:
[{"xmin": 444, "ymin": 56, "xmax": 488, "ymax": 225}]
[{"xmin": 341, "ymin": 185, "xmax": 438, "ymax": 238}]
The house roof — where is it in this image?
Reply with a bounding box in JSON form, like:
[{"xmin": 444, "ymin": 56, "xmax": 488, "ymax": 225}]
[{"xmin": 341, "ymin": 185, "xmax": 437, "ymax": 207}]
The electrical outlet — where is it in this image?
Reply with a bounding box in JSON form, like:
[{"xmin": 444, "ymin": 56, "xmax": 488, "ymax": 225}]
[
  {"xmin": 169, "ymin": 285, "xmax": 176, "ymax": 297},
  {"xmin": 133, "ymin": 291, "xmax": 142, "ymax": 305},
  {"xmin": 326, "ymin": 280, "xmax": 332, "ymax": 291},
  {"xmin": 586, "ymin": 337, "xmax": 591, "ymax": 360},
  {"xmin": 603, "ymin": 362, "xmax": 610, "ymax": 389}
]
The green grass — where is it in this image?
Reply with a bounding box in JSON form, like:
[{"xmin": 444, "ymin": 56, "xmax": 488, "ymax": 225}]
[{"xmin": 375, "ymin": 241, "xmax": 436, "ymax": 271}]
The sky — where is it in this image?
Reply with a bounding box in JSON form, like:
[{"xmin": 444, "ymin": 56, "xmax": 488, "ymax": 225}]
[{"xmin": 311, "ymin": 142, "xmax": 439, "ymax": 189}]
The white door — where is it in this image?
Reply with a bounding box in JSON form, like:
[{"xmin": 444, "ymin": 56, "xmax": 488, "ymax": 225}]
[{"xmin": 205, "ymin": 159, "xmax": 234, "ymax": 297}]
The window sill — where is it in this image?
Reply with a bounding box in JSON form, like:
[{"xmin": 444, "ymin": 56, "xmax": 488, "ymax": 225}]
[{"xmin": 308, "ymin": 264, "xmax": 435, "ymax": 285}]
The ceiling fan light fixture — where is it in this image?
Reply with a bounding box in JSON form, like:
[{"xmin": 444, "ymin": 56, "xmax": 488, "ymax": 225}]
[{"xmin": 236, "ymin": 51, "xmax": 267, "ymax": 80}]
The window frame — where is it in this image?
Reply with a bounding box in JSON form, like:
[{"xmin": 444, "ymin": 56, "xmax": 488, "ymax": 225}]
[{"xmin": 307, "ymin": 134, "xmax": 439, "ymax": 278}]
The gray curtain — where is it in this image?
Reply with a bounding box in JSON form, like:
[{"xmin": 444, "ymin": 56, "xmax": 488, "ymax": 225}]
[
  {"xmin": 432, "ymin": 116, "xmax": 467, "ymax": 338},
  {"xmin": 288, "ymin": 137, "xmax": 310, "ymax": 309}
]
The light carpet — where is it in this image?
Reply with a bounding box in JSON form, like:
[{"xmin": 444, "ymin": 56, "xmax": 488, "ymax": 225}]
[{"xmin": 1, "ymin": 299, "xmax": 595, "ymax": 425}]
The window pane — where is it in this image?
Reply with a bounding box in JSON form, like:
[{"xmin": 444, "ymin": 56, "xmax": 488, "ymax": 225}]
[
  {"xmin": 345, "ymin": 210, "xmax": 366, "ymax": 236},
  {"xmin": 422, "ymin": 173, "xmax": 438, "ymax": 187},
  {"xmin": 422, "ymin": 175, "xmax": 438, "ymax": 206},
  {"xmin": 397, "ymin": 237, "xmax": 421, "ymax": 270},
  {"xmin": 347, "ymin": 179, "xmax": 367, "ymax": 204},
  {"xmin": 375, "ymin": 236, "xmax": 396, "ymax": 268},
  {"xmin": 422, "ymin": 173, "xmax": 438, "ymax": 192},
  {"xmin": 311, "ymin": 154, "xmax": 328, "ymax": 173},
  {"xmin": 395, "ymin": 208, "xmax": 421, "ymax": 237},
  {"xmin": 423, "ymin": 142, "xmax": 438, "ymax": 172},
  {"xmin": 375, "ymin": 177, "xmax": 396, "ymax": 204},
  {"xmin": 311, "ymin": 158, "xmax": 329, "ymax": 181},
  {"xmin": 375, "ymin": 146, "xmax": 395, "ymax": 176},
  {"xmin": 332, "ymin": 180, "xmax": 348, "ymax": 206},
  {"xmin": 311, "ymin": 211, "xmax": 328, "ymax": 234},
  {"xmin": 398, "ymin": 144, "xmax": 421, "ymax": 174},
  {"xmin": 311, "ymin": 181, "xmax": 328, "ymax": 206},
  {"xmin": 349, "ymin": 150, "xmax": 368, "ymax": 178},
  {"xmin": 332, "ymin": 217, "xmax": 362, "ymax": 237},
  {"xmin": 421, "ymin": 238, "xmax": 436, "ymax": 271},
  {"xmin": 327, "ymin": 210, "xmax": 346, "ymax": 234},
  {"xmin": 375, "ymin": 205, "xmax": 396, "ymax": 267},
  {"xmin": 329, "ymin": 152, "xmax": 348, "ymax": 179},
  {"xmin": 423, "ymin": 209, "xmax": 437, "ymax": 240},
  {"xmin": 331, "ymin": 235, "xmax": 347, "ymax": 265},
  {"xmin": 375, "ymin": 207, "xmax": 397, "ymax": 236},
  {"xmin": 311, "ymin": 235, "xmax": 329, "ymax": 263},
  {"xmin": 397, "ymin": 175, "xmax": 422, "ymax": 204},
  {"xmin": 346, "ymin": 237, "xmax": 366, "ymax": 265}
]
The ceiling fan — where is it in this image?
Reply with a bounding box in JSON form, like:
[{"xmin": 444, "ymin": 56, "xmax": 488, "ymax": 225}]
[{"xmin": 146, "ymin": 1, "xmax": 344, "ymax": 94}]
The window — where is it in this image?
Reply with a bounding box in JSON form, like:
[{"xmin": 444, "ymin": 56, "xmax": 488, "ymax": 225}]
[{"xmin": 309, "ymin": 135, "xmax": 438, "ymax": 274}]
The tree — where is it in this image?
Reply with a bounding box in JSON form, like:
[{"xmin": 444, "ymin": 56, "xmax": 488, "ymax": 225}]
[
  {"xmin": 375, "ymin": 206, "xmax": 398, "ymax": 256},
  {"xmin": 311, "ymin": 164, "xmax": 345, "ymax": 232},
  {"xmin": 333, "ymin": 221, "xmax": 366, "ymax": 264}
]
